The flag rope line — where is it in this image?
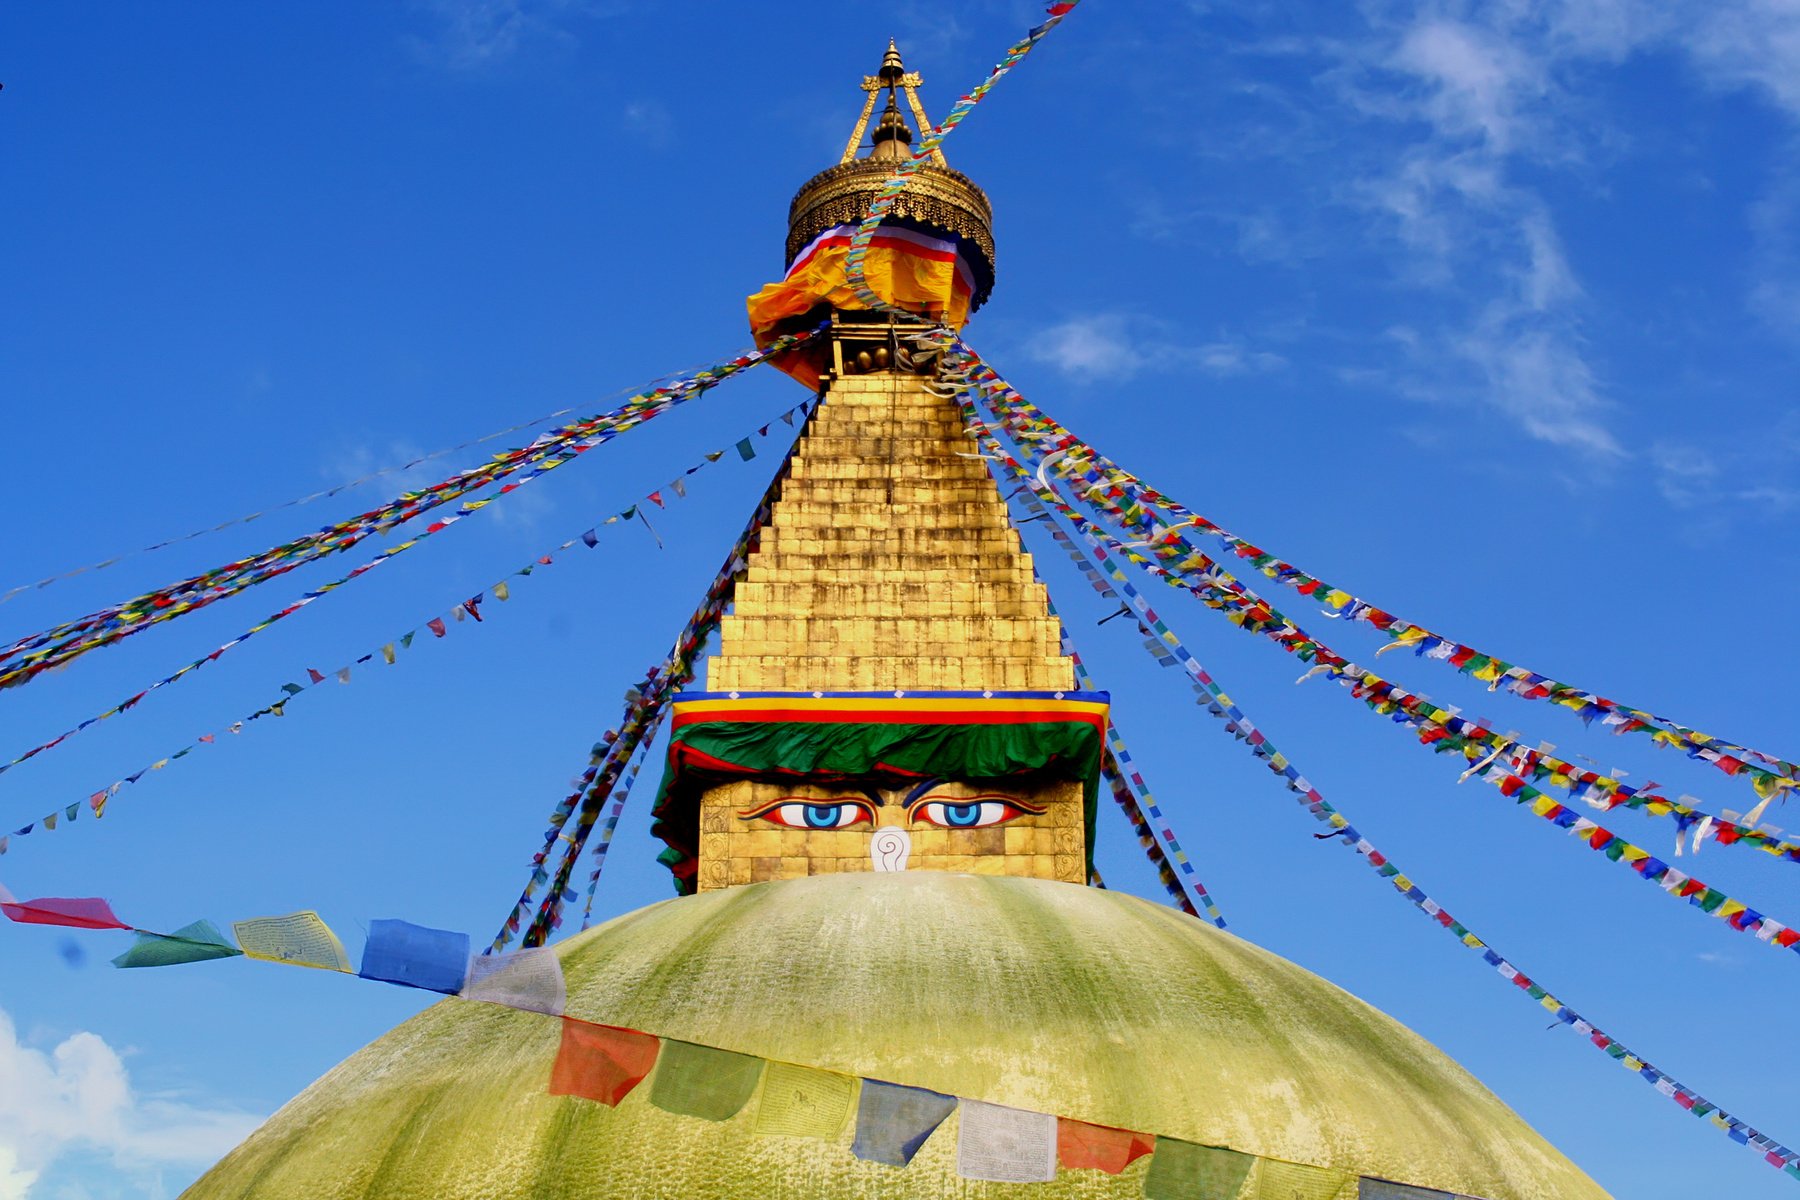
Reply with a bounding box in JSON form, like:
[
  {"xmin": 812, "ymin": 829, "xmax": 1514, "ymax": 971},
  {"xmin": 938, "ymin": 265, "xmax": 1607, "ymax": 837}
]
[
  {"xmin": 938, "ymin": 346, "xmax": 1800, "ymax": 1180},
  {"xmin": 0, "ymin": 328, "xmax": 822, "ymax": 693},
  {"xmin": 0, "ymin": 398, "xmax": 817, "ymax": 855},
  {"xmin": 0, "ymin": 882, "xmax": 1565, "ymax": 1197},
  {"xmin": 961, "ymin": 359, "xmax": 1800, "ymax": 822},
  {"xmin": 498, "ymin": 418, "xmax": 806, "ymax": 951},
  {"xmin": 1042, "ymin": 590, "xmax": 1224, "ymax": 925},
  {"xmin": 961, "ymin": 360, "xmax": 1800, "ymax": 952},
  {"xmin": 0, "ymin": 346, "xmax": 767, "ymax": 608}
]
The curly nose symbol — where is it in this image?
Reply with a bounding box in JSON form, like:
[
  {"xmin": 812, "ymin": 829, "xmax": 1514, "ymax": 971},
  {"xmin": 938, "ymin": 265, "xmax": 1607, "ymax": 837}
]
[{"xmin": 870, "ymin": 826, "xmax": 911, "ymax": 872}]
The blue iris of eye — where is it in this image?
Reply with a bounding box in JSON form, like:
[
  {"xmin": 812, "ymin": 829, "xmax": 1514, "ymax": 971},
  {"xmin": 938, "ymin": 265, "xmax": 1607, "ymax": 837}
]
[
  {"xmin": 943, "ymin": 803, "xmax": 982, "ymax": 827},
  {"xmin": 803, "ymin": 805, "xmax": 843, "ymax": 829}
]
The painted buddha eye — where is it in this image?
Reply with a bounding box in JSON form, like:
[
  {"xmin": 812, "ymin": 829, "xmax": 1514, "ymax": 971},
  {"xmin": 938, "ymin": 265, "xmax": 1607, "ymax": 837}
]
[
  {"xmin": 742, "ymin": 800, "xmax": 873, "ymax": 829},
  {"xmin": 911, "ymin": 796, "xmax": 1042, "ymax": 828}
]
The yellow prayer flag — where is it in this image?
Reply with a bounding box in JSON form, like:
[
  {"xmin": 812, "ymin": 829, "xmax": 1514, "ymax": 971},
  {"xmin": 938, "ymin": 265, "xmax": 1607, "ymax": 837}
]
[
  {"xmin": 752, "ymin": 1061, "xmax": 856, "ymax": 1140},
  {"xmin": 1325, "ymin": 590, "xmax": 1351, "ymax": 609},
  {"xmin": 494, "ymin": 581, "xmax": 511, "ymax": 602},
  {"xmin": 232, "ymin": 910, "xmax": 351, "ymax": 972}
]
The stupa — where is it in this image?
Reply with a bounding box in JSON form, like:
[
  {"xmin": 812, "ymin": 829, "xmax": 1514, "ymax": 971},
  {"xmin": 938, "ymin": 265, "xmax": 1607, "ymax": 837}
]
[{"xmin": 182, "ymin": 45, "xmax": 1609, "ymax": 1200}]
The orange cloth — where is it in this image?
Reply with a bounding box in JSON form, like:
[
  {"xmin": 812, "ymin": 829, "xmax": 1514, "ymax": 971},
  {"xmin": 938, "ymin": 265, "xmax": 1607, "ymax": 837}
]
[
  {"xmin": 548, "ymin": 1018, "xmax": 660, "ymax": 1107},
  {"xmin": 1056, "ymin": 1117, "xmax": 1155, "ymax": 1174},
  {"xmin": 747, "ymin": 225, "xmax": 976, "ymax": 388}
]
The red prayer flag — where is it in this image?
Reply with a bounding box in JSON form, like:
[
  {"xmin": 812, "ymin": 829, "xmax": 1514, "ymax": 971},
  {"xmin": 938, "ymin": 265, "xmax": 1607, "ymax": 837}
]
[
  {"xmin": 548, "ymin": 1019, "xmax": 659, "ymax": 1106},
  {"xmin": 1056, "ymin": 1117, "xmax": 1152, "ymax": 1174},
  {"xmin": 427, "ymin": 618, "xmax": 447, "ymax": 638},
  {"xmin": 306, "ymin": 668, "xmax": 325, "ymax": 684},
  {"xmin": 2, "ymin": 895, "xmax": 131, "ymax": 931}
]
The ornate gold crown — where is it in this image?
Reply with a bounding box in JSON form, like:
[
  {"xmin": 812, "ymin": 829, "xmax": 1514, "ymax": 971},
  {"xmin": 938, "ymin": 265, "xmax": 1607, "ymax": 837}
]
[{"xmin": 785, "ymin": 41, "xmax": 996, "ymax": 312}]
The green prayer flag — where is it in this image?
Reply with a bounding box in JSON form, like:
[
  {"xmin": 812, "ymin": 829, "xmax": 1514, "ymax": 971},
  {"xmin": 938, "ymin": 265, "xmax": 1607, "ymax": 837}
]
[
  {"xmin": 649, "ymin": 1039, "xmax": 764, "ymax": 1122},
  {"xmin": 735, "ymin": 438, "xmax": 756, "ymax": 461},
  {"xmin": 1144, "ymin": 1138, "xmax": 1255, "ymax": 1199},
  {"xmin": 112, "ymin": 919, "xmax": 243, "ymax": 969}
]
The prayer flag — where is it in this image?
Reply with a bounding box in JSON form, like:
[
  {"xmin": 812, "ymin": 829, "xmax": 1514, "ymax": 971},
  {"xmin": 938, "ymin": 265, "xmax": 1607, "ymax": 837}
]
[
  {"xmin": 735, "ymin": 438, "xmax": 756, "ymax": 461},
  {"xmin": 1, "ymin": 894, "xmax": 130, "ymax": 931},
  {"xmin": 648, "ymin": 1040, "xmax": 763, "ymax": 1121},
  {"xmin": 462, "ymin": 946, "xmax": 566, "ymax": 1016},
  {"xmin": 358, "ymin": 919, "xmax": 470, "ymax": 994},
  {"xmin": 548, "ymin": 1019, "xmax": 659, "ymax": 1107},
  {"xmin": 494, "ymin": 582, "xmax": 510, "ymax": 601},
  {"xmin": 427, "ymin": 618, "xmax": 446, "ymax": 638},
  {"xmin": 1255, "ymin": 1158, "xmax": 1353, "ymax": 1198},
  {"xmin": 582, "ymin": 530, "xmax": 598, "ymax": 548},
  {"xmin": 1144, "ymin": 1138, "xmax": 1255, "ymax": 1200},
  {"xmin": 232, "ymin": 911, "xmax": 351, "ymax": 972},
  {"xmin": 113, "ymin": 919, "xmax": 242, "ymax": 968},
  {"xmin": 957, "ymin": 1099, "xmax": 1056, "ymax": 1182},
  {"xmin": 307, "ymin": 668, "xmax": 324, "ymax": 684},
  {"xmin": 381, "ymin": 644, "xmax": 396, "ymax": 664},
  {"xmin": 851, "ymin": 1079, "xmax": 957, "ymax": 1167},
  {"xmin": 753, "ymin": 1061, "xmax": 856, "ymax": 1139},
  {"xmin": 1056, "ymin": 1117, "xmax": 1153, "ymax": 1174}
]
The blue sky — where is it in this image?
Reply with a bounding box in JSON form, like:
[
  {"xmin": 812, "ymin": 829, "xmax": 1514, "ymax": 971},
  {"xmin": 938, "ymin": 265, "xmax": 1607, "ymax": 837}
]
[{"xmin": 2, "ymin": 1, "xmax": 1798, "ymax": 1196}]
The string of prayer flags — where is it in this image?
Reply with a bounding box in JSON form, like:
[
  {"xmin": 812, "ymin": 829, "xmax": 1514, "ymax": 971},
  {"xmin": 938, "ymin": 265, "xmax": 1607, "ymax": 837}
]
[
  {"xmin": 1044, "ymin": 589, "xmax": 1224, "ymax": 925},
  {"xmin": 752, "ymin": 1062, "xmax": 858, "ymax": 1140},
  {"xmin": 965, "ymin": 367, "xmax": 1800, "ymax": 953},
  {"xmin": 461, "ymin": 946, "xmax": 566, "ymax": 1016},
  {"xmin": 0, "ymin": 398, "xmax": 817, "ymax": 864},
  {"xmin": 0, "ymin": 327, "xmax": 821, "ymax": 697},
  {"xmin": 851, "ymin": 1079, "xmax": 959, "ymax": 1167},
  {"xmin": 958, "ymin": 342, "xmax": 1800, "ymax": 812},
  {"xmin": 549, "ymin": 1019, "xmax": 660, "ymax": 1107},
  {"xmin": 947, "ymin": 350, "xmax": 1800, "ymax": 1182},
  {"xmin": 112, "ymin": 919, "xmax": 243, "ymax": 969},
  {"xmin": 956, "ymin": 1099, "xmax": 1057, "ymax": 1183},
  {"xmin": 358, "ymin": 920, "xmax": 471, "ymax": 995},
  {"xmin": 508, "ymin": 440, "xmax": 800, "ymax": 947},
  {"xmin": 231, "ymin": 911, "xmax": 352, "ymax": 973},
  {"xmin": 647, "ymin": 1040, "xmax": 764, "ymax": 1122},
  {"xmin": 0, "ymin": 882, "xmax": 1711, "ymax": 1196},
  {"xmin": 1055, "ymin": 1118, "xmax": 1153, "ymax": 1175},
  {"xmin": 0, "ymin": 351, "xmax": 757, "ymax": 607}
]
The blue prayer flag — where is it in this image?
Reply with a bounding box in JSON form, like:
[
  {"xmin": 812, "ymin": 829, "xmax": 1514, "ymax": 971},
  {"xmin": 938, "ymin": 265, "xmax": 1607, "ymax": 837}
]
[
  {"xmin": 851, "ymin": 1080, "xmax": 956, "ymax": 1167},
  {"xmin": 358, "ymin": 919, "xmax": 470, "ymax": 995}
]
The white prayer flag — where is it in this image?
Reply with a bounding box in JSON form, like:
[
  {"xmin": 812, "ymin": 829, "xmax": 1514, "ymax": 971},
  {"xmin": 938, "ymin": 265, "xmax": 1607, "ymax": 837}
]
[{"xmin": 955, "ymin": 1099, "xmax": 1056, "ymax": 1183}]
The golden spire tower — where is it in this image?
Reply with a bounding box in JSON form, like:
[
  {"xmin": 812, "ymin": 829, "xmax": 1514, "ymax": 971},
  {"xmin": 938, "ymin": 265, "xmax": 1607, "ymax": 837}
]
[{"xmin": 661, "ymin": 44, "xmax": 1097, "ymax": 894}]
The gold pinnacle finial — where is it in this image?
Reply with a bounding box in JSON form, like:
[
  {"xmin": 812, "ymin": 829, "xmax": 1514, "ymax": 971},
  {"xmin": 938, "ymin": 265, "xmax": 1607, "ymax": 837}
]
[
  {"xmin": 839, "ymin": 41, "xmax": 946, "ymax": 168},
  {"xmin": 788, "ymin": 43, "xmax": 996, "ymax": 310}
]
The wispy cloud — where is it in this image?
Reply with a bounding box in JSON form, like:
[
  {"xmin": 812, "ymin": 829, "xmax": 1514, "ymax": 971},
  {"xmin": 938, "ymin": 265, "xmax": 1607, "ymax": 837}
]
[
  {"xmin": 1024, "ymin": 314, "xmax": 1286, "ymax": 382},
  {"xmin": 621, "ymin": 100, "xmax": 674, "ymax": 148},
  {"xmin": 0, "ymin": 1007, "xmax": 262, "ymax": 1197},
  {"xmin": 406, "ymin": 0, "xmax": 625, "ymax": 71}
]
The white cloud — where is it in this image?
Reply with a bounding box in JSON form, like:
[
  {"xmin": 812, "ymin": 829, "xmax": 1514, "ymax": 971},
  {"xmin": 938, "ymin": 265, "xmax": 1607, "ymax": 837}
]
[
  {"xmin": 0, "ymin": 1008, "xmax": 261, "ymax": 1197},
  {"xmin": 621, "ymin": 100, "xmax": 674, "ymax": 147},
  {"xmin": 0, "ymin": 1149, "xmax": 36, "ymax": 1200},
  {"xmin": 1025, "ymin": 314, "xmax": 1285, "ymax": 382},
  {"xmin": 406, "ymin": 0, "xmax": 624, "ymax": 71}
]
